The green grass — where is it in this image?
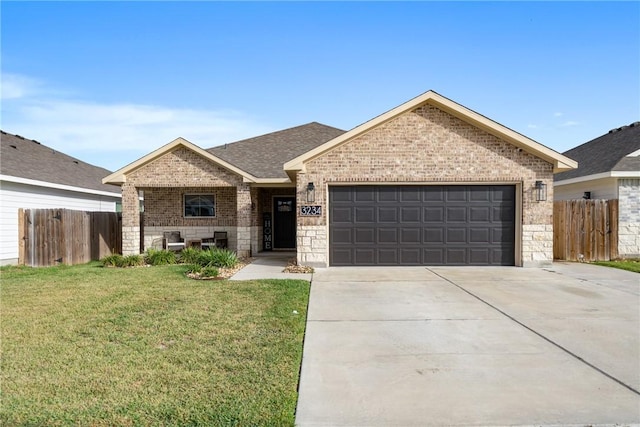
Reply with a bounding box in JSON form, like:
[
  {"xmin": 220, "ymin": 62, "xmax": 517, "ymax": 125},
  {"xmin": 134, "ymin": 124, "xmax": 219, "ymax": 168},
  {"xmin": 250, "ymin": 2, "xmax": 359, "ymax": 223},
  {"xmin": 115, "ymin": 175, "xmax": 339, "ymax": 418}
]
[
  {"xmin": 0, "ymin": 263, "xmax": 310, "ymax": 426},
  {"xmin": 592, "ymin": 259, "xmax": 640, "ymax": 273}
]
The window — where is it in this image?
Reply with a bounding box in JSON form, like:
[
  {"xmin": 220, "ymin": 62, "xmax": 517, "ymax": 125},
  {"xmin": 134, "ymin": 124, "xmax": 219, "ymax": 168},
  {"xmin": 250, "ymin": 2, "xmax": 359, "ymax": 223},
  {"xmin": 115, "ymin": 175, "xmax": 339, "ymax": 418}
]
[{"xmin": 184, "ymin": 194, "xmax": 215, "ymax": 217}]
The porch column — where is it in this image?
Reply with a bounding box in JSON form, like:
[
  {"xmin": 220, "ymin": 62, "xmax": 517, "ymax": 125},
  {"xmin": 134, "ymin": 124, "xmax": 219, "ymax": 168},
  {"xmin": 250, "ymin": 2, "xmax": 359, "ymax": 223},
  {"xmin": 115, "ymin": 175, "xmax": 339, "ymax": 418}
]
[
  {"xmin": 121, "ymin": 182, "xmax": 140, "ymax": 255},
  {"xmin": 236, "ymin": 183, "xmax": 252, "ymax": 258}
]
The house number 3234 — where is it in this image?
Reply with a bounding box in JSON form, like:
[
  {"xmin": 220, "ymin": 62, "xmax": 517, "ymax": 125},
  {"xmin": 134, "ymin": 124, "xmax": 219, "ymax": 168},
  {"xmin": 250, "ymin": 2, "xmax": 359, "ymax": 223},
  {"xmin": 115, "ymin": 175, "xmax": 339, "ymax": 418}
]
[{"xmin": 300, "ymin": 205, "xmax": 322, "ymax": 216}]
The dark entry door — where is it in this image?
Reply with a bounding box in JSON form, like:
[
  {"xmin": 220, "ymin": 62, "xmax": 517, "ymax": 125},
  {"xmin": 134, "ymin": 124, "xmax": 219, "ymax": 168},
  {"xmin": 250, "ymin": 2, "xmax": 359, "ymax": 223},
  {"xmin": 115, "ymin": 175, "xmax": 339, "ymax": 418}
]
[
  {"xmin": 273, "ymin": 197, "xmax": 296, "ymax": 249},
  {"xmin": 329, "ymin": 185, "xmax": 515, "ymax": 266}
]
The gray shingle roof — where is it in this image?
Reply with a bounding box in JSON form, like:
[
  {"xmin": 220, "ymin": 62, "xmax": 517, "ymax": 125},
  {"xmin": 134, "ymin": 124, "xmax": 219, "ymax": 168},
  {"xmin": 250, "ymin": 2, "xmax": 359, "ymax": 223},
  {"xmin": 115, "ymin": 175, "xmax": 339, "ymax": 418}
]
[
  {"xmin": 1, "ymin": 130, "xmax": 119, "ymax": 194},
  {"xmin": 207, "ymin": 122, "xmax": 346, "ymax": 178},
  {"xmin": 555, "ymin": 121, "xmax": 640, "ymax": 181}
]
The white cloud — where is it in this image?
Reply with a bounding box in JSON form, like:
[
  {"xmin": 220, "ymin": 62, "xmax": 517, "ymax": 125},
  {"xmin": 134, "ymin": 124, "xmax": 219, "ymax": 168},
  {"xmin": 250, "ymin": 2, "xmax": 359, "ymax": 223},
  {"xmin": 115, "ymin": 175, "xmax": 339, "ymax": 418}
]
[
  {"xmin": 527, "ymin": 124, "xmax": 538, "ymax": 129},
  {"xmin": 560, "ymin": 120, "xmax": 579, "ymax": 127},
  {"xmin": 554, "ymin": 112, "xmax": 563, "ymax": 117},
  {"xmin": 1, "ymin": 74, "xmax": 274, "ymax": 170},
  {"xmin": 1, "ymin": 73, "xmax": 43, "ymax": 100}
]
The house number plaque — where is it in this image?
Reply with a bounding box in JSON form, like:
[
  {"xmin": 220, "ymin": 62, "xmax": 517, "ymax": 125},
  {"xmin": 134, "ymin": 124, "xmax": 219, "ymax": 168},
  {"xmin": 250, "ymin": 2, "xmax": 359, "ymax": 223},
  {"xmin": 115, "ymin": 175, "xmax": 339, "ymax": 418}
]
[{"xmin": 300, "ymin": 205, "xmax": 322, "ymax": 216}]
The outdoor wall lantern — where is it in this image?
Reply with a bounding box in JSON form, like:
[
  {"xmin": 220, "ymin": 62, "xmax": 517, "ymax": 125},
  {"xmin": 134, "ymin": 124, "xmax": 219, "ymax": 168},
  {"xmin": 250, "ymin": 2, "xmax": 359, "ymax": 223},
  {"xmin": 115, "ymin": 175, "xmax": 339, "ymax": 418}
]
[
  {"xmin": 535, "ymin": 180, "xmax": 547, "ymax": 202},
  {"xmin": 583, "ymin": 191, "xmax": 591, "ymax": 200},
  {"xmin": 306, "ymin": 182, "xmax": 315, "ymax": 203}
]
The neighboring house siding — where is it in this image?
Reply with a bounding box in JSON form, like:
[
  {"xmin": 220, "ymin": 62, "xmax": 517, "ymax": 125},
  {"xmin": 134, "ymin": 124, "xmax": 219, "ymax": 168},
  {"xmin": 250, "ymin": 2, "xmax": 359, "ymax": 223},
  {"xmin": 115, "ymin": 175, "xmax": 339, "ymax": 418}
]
[
  {"xmin": 0, "ymin": 180, "xmax": 118, "ymax": 265},
  {"xmin": 618, "ymin": 178, "xmax": 640, "ymax": 257},
  {"xmin": 298, "ymin": 105, "xmax": 554, "ymax": 267},
  {"xmin": 554, "ymin": 177, "xmax": 618, "ymax": 201}
]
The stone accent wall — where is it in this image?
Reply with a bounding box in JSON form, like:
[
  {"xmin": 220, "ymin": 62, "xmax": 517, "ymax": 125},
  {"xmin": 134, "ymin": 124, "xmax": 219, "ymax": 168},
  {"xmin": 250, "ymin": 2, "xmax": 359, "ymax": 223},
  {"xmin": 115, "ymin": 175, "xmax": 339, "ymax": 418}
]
[
  {"xmin": 521, "ymin": 224, "xmax": 553, "ymax": 267},
  {"xmin": 297, "ymin": 226, "xmax": 327, "ymax": 267},
  {"xmin": 618, "ymin": 178, "xmax": 640, "ymax": 257},
  {"xmin": 122, "ymin": 226, "xmax": 140, "ymax": 256},
  {"xmin": 297, "ymin": 104, "xmax": 555, "ymax": 267}
]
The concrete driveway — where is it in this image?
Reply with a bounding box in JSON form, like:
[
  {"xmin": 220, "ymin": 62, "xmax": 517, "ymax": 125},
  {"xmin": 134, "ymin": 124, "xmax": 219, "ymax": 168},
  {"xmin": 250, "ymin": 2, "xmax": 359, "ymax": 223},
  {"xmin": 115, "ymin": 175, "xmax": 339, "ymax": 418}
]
[{"xmin": 295, "ymin": 263, "xmax": 640, "ymax": 426}]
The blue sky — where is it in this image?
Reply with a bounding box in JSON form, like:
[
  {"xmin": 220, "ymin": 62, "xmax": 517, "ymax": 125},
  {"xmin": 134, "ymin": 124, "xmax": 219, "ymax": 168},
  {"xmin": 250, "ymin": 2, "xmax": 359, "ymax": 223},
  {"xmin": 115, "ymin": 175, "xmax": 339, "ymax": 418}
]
[{"xmin": 2, "ymin": 1, "xmax": 639, "ymax": 172}]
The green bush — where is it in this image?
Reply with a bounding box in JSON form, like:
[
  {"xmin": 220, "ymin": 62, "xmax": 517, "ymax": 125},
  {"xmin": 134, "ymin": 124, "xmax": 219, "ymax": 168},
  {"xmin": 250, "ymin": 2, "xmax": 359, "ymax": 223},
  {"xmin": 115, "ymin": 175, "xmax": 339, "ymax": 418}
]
[
  {"xmin": 122, "ymin": 254, "xmax": 145, "ymax": 267},
  {"xmin": 179, "ymin": 247, "xmax": 201, "ymax": 264},
  {"xmin": 100, "ymin": 254, "xmax": 145, "ymax": 268},
  {"xmin": 196, "ymin": 248, "xmax": 238, "ymax": 268},
  {"xmin": 201, "ymin": 266, "xmax": 219, "ymax": 278},
  {"xmin": 101, "ymin": 254, "xmax": 124, "ymax": 267},
  {"xmin": 184, "ymin": 264, "xmax": 202, "ymax": 274},
  {"xmin": 145, "ymin": 248, "xmax": 177, "ymax": 266}
]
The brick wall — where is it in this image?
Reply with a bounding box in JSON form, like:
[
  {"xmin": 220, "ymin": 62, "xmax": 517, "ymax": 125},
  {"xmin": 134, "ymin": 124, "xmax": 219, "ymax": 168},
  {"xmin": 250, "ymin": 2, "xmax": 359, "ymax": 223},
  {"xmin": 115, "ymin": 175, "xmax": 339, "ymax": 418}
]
[{"xmin": 298, "ymin": 105, "xmax": 554, "ymax": 267}]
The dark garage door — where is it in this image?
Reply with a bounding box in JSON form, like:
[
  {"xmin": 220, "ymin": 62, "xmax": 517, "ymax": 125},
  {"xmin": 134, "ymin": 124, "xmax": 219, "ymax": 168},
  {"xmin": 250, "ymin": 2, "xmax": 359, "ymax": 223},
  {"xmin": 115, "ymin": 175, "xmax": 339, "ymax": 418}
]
[{"xmin": 329, "ymin": 185, "xmax": 515, "ymax": 266}]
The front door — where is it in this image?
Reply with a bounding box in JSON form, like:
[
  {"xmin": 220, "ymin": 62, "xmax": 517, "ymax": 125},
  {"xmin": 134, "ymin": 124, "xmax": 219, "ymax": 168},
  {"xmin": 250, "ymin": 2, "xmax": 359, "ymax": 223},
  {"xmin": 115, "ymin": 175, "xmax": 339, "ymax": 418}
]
[{"xmin": 273, "ymin": 197, "xmax": 296, "ymax": 249}]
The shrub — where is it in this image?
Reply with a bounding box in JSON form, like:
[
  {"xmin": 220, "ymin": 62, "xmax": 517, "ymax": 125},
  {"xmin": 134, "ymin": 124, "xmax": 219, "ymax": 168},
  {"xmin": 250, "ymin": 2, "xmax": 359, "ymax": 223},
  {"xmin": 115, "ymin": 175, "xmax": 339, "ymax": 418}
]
[
  {"xmin": 145, "ymin": 248, "xmax": 177, "ymax": 266},
  {"xmin": 184, "ymin": 264, "xmax": 202, "ymax": 274},
  {"xmin": 179, "ymin": 247, "xmax": 201, "ymax": 264},
  {"xmin": 101, "ymin": 254, "xmax": 124, "ymax": 267},
  {"xmin": 122, "ymin": 254, "xmax": 145, "ymax": 267},
  {"xmin": 201, "ymin": 266, "xmax": 219, "ymax": 279},
  {"xmin": 197, "ymin": 248, "xmax": 238, "ymax": 268}
]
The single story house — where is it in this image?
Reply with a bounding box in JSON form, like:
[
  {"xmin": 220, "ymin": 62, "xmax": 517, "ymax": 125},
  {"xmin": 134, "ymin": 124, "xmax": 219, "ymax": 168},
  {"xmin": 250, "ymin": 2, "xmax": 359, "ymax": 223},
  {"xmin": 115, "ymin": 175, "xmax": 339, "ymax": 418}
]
[
  {"xmin": 103, "ymin": 90, "xmax": 577, "ymax": 267},
  {"xmin": 0, "ymin": 130, "xmax": 121, "ymax": 265},
  {"xmin": 554, "ymin": 122, "xmax": 640, "ymax": 257}
]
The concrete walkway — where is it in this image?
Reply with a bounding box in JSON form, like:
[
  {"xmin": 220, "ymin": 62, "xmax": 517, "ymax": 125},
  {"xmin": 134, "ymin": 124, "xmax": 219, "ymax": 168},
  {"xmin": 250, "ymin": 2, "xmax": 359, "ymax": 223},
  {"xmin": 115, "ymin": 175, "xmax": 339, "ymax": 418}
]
[
  {"xmin": 229, "ymin": 252, "xmax": 313, "ymax": 281},
  {"xmin": 295, "ymin": 263, "xmax": 640, "ymax": 426}
]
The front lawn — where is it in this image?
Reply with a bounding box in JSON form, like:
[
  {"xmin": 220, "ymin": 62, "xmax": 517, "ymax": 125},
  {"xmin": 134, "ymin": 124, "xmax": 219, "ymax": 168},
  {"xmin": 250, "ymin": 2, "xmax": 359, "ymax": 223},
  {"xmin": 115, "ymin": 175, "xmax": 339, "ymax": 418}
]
[
  {"xmin": 592, "ymin": 259, "xmax": 640, "ymax": 273},
  {"xmin": 0, "ymin": 263, "xmax": 310, "ymax": 426}
]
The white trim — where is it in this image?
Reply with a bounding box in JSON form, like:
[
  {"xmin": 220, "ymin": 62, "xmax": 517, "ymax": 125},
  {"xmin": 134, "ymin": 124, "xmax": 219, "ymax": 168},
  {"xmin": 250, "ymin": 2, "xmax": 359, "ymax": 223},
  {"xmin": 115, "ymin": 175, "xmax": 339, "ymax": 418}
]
[
  {"xmin": 555, "ymin": 171, "xmax": 640, "ymax": 186},
  {"xmin": 0, "ymin": 174, "xmax": 121, "ymax": 198},
  {"xmin": 626, "ymin": 148, "xmax": 640, "ymax": 157}
]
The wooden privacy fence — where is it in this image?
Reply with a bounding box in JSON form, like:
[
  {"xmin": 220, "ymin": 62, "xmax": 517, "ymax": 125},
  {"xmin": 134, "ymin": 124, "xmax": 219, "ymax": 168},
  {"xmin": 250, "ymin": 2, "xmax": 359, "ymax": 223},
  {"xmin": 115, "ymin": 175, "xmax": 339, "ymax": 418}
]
[
  {"xmin": 18, "ymin": 209, "xmax": 122, "ymax": 267},
  {"xmin": 553, "ymin": 199, "xmax": 618, "ymax": 261}
]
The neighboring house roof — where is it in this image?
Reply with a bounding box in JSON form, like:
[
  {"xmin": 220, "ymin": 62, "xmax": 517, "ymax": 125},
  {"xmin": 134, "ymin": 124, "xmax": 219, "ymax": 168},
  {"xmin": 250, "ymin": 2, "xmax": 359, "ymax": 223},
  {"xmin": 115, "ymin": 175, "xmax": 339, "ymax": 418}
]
[
  {"xmin": 285, "ymin": 90, "xmax": 577, "ymax": 177},
  {"xmin": 207, "ymin": 122, "xmax": 345, "ymax": 179},
  {"xmin": 554, "ymin": 121, "xmax": 640, "ymax": 183},
  {"xmin": 1, "ymin": 130, "xmax": 120, "ymax": 196}
]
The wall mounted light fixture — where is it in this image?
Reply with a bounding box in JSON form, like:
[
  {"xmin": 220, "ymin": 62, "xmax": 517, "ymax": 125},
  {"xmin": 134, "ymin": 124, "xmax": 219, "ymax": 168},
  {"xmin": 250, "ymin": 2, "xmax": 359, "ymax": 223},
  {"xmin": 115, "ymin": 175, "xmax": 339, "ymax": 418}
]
[
  {"xmin": 535, "ymin": 180, "xmax": 547, "ymax": 202},
  {"xmin": 306, "ymin": 182, "xmax": 315, "ymax": 203},
  {"xmin": 583, "ymin": 191, "xmax": 591, "ymax": 200}
]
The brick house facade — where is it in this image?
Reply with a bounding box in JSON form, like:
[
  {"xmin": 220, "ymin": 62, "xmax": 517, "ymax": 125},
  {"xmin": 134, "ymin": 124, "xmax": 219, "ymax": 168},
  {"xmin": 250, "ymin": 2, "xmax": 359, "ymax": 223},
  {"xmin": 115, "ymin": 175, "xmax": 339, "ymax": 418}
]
[{"xmin": 104, "ymin": 91, "xmax": 576, "ymax": 267}]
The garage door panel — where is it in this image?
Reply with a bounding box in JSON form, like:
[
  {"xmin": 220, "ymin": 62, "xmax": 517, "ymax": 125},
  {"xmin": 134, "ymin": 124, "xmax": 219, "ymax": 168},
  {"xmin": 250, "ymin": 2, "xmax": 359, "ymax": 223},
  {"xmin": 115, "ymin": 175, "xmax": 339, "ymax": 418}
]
[
  {"xmin": 354, "ymin": 228, "xmax": 374, "ymax": 244},
  {"xmin": 401, "ymin": 207, "xmax": 421, "ymax": 222},
  {"xmin": 470, "ymin": 206, "xmax": 490, "ymax": 222},
  {"xmin": 331, "ymin": 187, "xmax": 353, "ymax": 202},
  {"xmin": 332, "ymin": 207, "xmax": 352, "ymax": 223},
  {"xmin": 446, "ymin": 207, "xmax": 467, "ymax": 222},
  {"xmin": 400, "ymin": 228, "xmax": 421, "ymax": 244},
  {"xmin": 377, "ymin": 187, "xmax": 398, "ymax": 202},
  {"xmin": 424, "ymin": 207, "xmax": 444, "ymax": 222},
  {"xmin": 329, "ymin": 185, "xmax": 515, "ymax": 266},
  {"xmin": 355, "ymin": 248, "xmax": 375, "ymax": 265},
  {"xmin": 355, "ymin": 207, "xmax": 375, "ymax": 223},
  {"xmin": 378, "ymin": 207, "xmax": 398, "ymax": 222},
  {"xmin": 378, "ymin": 228, "xmax": 398, "ymax": 244},
  {"xmin": 400, "ymin": 248, "xmax": 421, "ymax": 265},
  {"xmin": 355, "ymin": 187, "xmax": 375, "ymax": 202},
  {"xmin": 332, "ymin": 228, "xmax": 352, "ymax": 244},
  {"xmin": 446, "ymin": 228, "xmax": 467, "ymax": 244},
  {"xmin": 424, "ymin": 228, "xmax": 444, "ymax": 244},
  {"xmin": 378, "ymin": 249, "xmax": 398, "ymax": 264}
]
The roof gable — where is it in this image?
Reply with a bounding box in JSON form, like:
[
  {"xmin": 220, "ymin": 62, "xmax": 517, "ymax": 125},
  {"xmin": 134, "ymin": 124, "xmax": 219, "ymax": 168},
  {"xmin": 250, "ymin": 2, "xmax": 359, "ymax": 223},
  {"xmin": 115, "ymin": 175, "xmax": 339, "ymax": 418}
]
[
  {"xmin": 284, "ymin": 91, "xmax": 577, "ymax": 176},
  {"xmin": 1, "ymin": 130, "xmax": 118, "ymax": 194},
  {"xmin": 103, "ymin": 137, "xmax": 258, "ymax": 185},
  {"xmin": 555, "ymin": 121, "xmax": 640, "ymax": 182}
]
